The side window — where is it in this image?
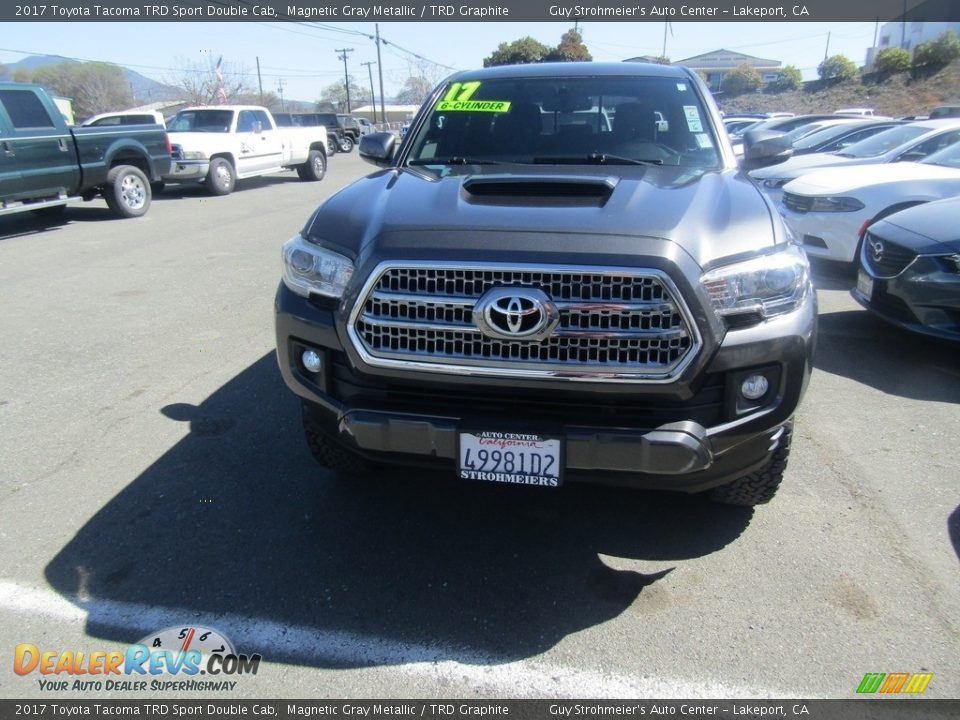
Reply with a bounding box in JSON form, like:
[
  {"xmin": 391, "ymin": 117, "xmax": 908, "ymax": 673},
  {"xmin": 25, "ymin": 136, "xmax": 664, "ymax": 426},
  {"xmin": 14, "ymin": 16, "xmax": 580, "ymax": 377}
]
[
  {"xmin": 91, "ymin": 117, "xmax": 122, "ymax": 127},
  {"xmin": 909, "ymin": 130, "xmax": 960, "ymax": 157},
  {"xmin": 0, "ymin": 89, "xmax": 55, "ymax": 129},
  {"xmin": 236, "ymin": 111, "xmax": 257, "ymax": 133},
  {"xmin": 253, "ymin": 110, "xmax": 273, "ymax": 130}
]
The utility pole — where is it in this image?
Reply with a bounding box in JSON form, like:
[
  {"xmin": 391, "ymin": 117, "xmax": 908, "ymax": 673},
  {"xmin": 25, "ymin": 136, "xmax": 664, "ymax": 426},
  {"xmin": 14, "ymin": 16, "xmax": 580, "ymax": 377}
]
[
  {"xmin": 256, "ymin": 56, "xmax": 263, "ymax": 105},
  {"xmin": 824, "ymin": 31, "xmax": 831, "ymax": 61},
  {"xmin": 361, "ymin": 61, "xmax": 377, "ymax": 123},
  {"xmin": 375, "ymin": 24, "xmax": 386, "ymax": 126},
  {"xmin": 336, "ymin": 48, "xmax": 355, "ymax": 112},
  {"xmin": 277, "ymin": 79, "xmax": 285, "ymax": 112}
]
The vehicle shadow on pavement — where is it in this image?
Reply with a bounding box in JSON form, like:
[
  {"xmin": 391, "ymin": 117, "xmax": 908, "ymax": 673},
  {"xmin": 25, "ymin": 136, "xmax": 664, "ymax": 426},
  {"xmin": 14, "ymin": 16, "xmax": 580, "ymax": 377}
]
[
  {"xmin": 0, "ymin": 206, "xmax": 120, "ymax": 237},
  {"xmin": 808, "ymin": 259, "xmax": 855, "ymax": 291},
  {"xmin": 153, "ymin": 174, "xmax": 306, "ymax": 199},
  {"xmin": 44, "ymin": 353, "xmax": 753, "ymax": 668},
  {"xmin": 814, "ymin": 309, "xmax": 960, "ymax": 403},
  {"xmin": 949, "ymin": 505, "xmax": 960, "ymax": 564}
]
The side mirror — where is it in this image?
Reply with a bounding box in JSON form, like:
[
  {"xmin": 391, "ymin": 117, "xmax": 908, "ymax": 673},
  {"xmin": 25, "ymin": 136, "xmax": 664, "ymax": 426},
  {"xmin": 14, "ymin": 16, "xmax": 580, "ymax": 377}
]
[
  {"xmin": 740, "ymin": 129, "xmax": 793, "ymax": 171},
  {"xmin": 359, "ymin": 132, "xmax": 397, "ymax": 167},
  {"xmin": 253, "ymin": 121, "xmax": 263, "ymax": 134},
  {"xmin": 895, "ymin": 151, "xmax": 924, "ymax": 163}
]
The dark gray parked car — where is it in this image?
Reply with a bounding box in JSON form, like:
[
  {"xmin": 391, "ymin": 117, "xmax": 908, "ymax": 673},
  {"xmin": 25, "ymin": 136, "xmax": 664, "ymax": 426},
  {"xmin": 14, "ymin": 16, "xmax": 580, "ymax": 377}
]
[
  {"xmin": 275, "ymin": 62, "xmax": 816, "ymax": 505},
  {"xmin": 853, "ymin": 197, "xmax": 960, "ymax": 341}
]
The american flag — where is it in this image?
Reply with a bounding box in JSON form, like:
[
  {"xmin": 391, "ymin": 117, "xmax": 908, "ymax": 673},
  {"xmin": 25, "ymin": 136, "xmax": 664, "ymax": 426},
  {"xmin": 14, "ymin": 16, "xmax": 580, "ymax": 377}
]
[{"xmin": 215, "ymin": 56, "xmax": 227, "ymax": 104}]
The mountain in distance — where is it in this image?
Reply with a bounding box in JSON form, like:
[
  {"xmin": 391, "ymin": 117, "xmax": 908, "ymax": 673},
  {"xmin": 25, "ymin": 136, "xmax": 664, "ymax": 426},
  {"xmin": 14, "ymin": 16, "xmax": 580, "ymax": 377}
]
[{"xmin": 0, "ymin": 54, "xmax": 182, "ymax": 104}]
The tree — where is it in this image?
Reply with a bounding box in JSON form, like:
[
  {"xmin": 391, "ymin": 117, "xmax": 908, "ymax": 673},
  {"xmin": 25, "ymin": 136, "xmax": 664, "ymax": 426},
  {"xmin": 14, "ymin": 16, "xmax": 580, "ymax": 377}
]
[
  {"xmin": 483, "ymin": 37, "xmax": 552, "ymax": 67},
  {"xmin": 31, "ymin": 62, "xmax": 133, "ymax": 120},
  {"xmin": 873, "ymin": 47, "xmax": 911, "ymax": 74},
  {"xmin": 546, "ymin": 28, "xmax": 592, "ymax": 62},
  {"xmin": 722, "ymin": 62, "xmax": 762, "ymax": 95},
  {"xmin": 817, "ymin": 54, "xmax": 859, "ymax": 83},
  {"xmin": 394, "ymin": 76, "xmax": 435, "ymax": 105},
  {"xmin": 768, "ymin": 64, "xmax": 802, "ymax": 92},
  {"xmin": 913, "ymin": 30, "xmax": 960, "ymax": 68},
  {"xmin": 12, "ymin": 68, "xmax": 31, "ymax": 83},
  {"xmin": 317, "ymin": 78, "xmax": 368, "ymax": 113},
  {"xmin": 169, "ymin": 56, "xmax": 253, "ymax": 106},
  {"xmin": 235, "ymin": 91, "xmax": 282, "ymax": 112}
]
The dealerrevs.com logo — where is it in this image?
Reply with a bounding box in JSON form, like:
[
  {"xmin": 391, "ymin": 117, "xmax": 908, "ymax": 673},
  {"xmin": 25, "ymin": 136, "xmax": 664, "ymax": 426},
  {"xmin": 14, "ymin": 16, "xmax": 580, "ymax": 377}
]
[{"xmin": 14, "ymin": 626, "xmax": 261, "ymax": 692}]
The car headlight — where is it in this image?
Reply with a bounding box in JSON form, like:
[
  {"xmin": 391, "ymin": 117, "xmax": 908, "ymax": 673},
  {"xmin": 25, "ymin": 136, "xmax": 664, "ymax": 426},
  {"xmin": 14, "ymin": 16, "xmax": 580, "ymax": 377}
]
[
  {"xmin": 701, "ymin": 244, "xmax": 810, "ymax": 319},
  {"xmin": 808, "ymin": 196, "xmax": 865, "ymax": 212},
  {"xmin": 181, "ymin": 150, "xmax": 207, "ymax": 160},
  {"xmin": 762, "ymin": 178, "xmax": 789, "ymax": 189},
  {"xmin": 281, "ymin": 234, "xmax": 354, "ymax": 298}
]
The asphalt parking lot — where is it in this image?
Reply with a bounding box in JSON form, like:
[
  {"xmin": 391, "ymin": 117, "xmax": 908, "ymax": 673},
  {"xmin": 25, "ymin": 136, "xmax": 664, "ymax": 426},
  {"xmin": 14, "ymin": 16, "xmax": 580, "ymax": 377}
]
[{"xmin": 1, "ymin": 151, "xmax": 958, "ymax": 699}]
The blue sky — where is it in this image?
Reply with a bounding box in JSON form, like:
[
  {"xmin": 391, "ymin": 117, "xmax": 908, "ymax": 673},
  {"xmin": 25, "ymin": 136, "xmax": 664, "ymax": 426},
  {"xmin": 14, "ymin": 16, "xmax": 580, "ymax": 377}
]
[{"xmin": 0, "ymin": 21, "xmax": 879, "ymax": 102}]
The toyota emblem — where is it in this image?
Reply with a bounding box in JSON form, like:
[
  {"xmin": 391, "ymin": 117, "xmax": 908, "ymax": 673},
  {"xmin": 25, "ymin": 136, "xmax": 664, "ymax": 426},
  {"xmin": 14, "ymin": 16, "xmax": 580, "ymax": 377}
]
[{"xmin": 474, "ymin": 287, "xmax": 559, "ymax": 341}]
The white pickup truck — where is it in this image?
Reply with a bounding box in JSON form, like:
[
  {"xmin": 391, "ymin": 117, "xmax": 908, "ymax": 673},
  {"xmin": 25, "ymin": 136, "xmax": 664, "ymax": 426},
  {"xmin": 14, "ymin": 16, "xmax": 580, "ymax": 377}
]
[{"xmin": 163, "ymin": 105, "xmax": 328, "ymax": 195}]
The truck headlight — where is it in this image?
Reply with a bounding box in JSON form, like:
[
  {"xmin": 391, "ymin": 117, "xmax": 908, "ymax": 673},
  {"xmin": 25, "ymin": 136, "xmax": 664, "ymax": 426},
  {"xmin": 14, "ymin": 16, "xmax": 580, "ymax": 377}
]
[
  {"xmin": 701, "ymin": 244, "xmax": 810, "ymax": 319},
  {"xmin": 281, "ymin": 234, "xmax": 354, "ymax": 298},
  {"xmin": 808, "ymin": 196, "xmax": 865, "ymax": 212},
  {"xmin": 181, "ymin": 150, "xmax": 207, "ymax": 160}
]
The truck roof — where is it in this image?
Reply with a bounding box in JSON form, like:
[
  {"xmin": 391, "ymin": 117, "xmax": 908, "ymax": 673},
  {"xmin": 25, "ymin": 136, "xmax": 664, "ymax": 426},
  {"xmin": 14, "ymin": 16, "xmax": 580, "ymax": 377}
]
[{"xmin": 446, "ymin": 61, "xmax": 694, "ymax": 83}]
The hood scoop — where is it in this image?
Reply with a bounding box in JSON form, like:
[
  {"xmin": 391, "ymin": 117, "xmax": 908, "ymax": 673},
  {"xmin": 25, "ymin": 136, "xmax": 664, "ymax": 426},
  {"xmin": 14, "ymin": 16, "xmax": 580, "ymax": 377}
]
[{"xmin": 462, "ymin": 174, "xmax": 617, "ymax": 206}]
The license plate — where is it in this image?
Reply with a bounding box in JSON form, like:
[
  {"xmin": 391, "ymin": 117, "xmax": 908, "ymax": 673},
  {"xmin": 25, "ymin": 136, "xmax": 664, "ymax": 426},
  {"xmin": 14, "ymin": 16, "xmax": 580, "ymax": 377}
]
[
  {"xmin": 458, "ymin": 431, "xmax": 563, "ymax": 487},
  {"xmin": 856, "ymin": 270, "xmax": 874, "ymax": 300}
]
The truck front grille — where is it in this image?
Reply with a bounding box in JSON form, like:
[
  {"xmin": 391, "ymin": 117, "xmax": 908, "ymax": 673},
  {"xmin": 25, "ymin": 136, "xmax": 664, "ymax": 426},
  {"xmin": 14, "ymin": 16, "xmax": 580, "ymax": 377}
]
[{"xmin": 348, "ymin": 263, "xmax": 701, "ymax": 382}]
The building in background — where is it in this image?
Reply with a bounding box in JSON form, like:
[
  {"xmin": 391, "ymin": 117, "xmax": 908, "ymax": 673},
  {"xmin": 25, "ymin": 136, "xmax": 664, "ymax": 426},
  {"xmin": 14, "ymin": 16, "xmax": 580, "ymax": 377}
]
[
  {"xmin": 865, "ymin": 21, "xmax": 960, "ymax": 68},
  {"xmin": 627, "ymin": 49, "xmax": 783, "ymax": 92}
]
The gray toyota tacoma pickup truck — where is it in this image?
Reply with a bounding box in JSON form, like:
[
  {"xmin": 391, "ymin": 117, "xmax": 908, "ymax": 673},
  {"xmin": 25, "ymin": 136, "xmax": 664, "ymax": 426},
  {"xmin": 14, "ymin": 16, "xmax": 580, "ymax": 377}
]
[{"xmin": 275, "ymin": 62, "xmax": 815, "ymax": 505}]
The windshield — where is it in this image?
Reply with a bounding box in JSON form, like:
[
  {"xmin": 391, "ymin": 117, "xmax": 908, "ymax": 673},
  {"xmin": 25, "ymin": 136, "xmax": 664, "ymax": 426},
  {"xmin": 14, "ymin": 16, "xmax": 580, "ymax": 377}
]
[
  {"xmin": 921, "ymin": 140, "xmax": 960, "ymax": 168},
  {"xmin": 404, "ymin": 75, "xmax": 721, "ymax": 173},
  {"xmin": 837, "ymin": 125, "xmax": 928, "ymax": 158},
  {"xmin": 793, "ymin": 123, "xmax": 867, "ymax": 150},
  {"xmin": 168, "ymin": 110, "xmax": 234, "ymax": 133}
]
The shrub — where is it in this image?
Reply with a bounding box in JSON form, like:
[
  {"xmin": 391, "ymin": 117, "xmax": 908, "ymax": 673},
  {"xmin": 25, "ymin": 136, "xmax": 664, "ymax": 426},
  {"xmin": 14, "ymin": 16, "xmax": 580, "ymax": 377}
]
[
  {"xmin": 768, "ymin": 65, "xmax": 802, "ymax": 92},
  {"xmin": 913, "ymin": 30, "xmax": 960, "ymax": 68},
  {"xmin": 818, "ymin": 54, "xmax": 859, "ymax": 82},
  {"xmin": 873, "ymin": 47, "xmax": 912, "ymax": 74},
  {"xmin": 722, "ymin": 62, "xmax": 763, "ymax": 95}
]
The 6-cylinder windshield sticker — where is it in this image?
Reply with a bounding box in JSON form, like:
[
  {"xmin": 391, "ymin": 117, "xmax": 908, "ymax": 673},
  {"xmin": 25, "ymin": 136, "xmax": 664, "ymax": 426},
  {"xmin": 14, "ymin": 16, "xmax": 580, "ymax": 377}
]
[{"xmin": 435, "ymin": 81, "xmax": 512, "ymax": 113}]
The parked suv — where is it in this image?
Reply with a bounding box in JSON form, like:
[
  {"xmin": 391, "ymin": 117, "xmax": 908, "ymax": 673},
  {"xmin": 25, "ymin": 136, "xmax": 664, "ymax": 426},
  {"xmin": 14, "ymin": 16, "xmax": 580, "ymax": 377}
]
[
  {"xmin": 275, "ymin": 62, "xmax": 815, "ymax": 505},
  {"xmin": 337, "ymin": 114, "xmax": 361, "ymax": 152}
]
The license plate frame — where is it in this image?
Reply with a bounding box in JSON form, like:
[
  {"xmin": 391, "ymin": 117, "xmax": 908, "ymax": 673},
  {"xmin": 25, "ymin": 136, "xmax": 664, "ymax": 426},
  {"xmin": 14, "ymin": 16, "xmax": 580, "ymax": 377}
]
[
  {"xmin": 856, "ymin": 269, "xmax": 874, "ymax": 300},
  {"xmin": 457, "ymin": 430, "xmax": 564, "ymax": 488}
]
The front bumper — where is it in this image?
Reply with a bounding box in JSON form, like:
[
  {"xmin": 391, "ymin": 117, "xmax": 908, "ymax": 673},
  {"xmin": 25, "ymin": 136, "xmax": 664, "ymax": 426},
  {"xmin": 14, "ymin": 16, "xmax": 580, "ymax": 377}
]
[
  {"xmin": 275, "ymin": 283, "xmax": 816, "ymax": 492},
  {"xmin": 779, "ymin": 204, "xmax": 867, "ymax": 263},
  {"xmin": 852, "ymin": 255, "xmax": 960, "ymax": 341},
  {"xmin": 162, "ymin": 158, "xmax": 210, "ymax": 182}
]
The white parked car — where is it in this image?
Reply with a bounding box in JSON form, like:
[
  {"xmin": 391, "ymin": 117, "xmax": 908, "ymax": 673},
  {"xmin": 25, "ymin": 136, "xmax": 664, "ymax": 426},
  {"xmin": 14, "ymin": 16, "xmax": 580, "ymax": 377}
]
[
  {"xmin": 779, "ymin": 141, "xmax": 960, "ymax": 263},
  {"xmin": 80, "ymin": 110, "xmax": 165, "ymax": 127},
  {"xmin": 164, "ymin": 105, "xmax": 329, "ymax": 195},
  {"xmin": 751, "ymin": 119, "xmax": 960, "ymax": 205}
]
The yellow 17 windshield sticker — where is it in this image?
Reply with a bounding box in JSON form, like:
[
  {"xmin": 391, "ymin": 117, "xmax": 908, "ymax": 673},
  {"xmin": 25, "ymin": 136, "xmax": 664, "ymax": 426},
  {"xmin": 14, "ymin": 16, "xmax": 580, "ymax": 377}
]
[{"xmin": 435, "ymin": 81, "xmax": 512, "ymax": 113}]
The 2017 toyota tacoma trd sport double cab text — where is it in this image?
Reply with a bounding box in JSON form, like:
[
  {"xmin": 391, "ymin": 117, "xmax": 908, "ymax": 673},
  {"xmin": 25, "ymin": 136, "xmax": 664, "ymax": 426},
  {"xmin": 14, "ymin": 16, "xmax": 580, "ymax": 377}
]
[{"xmin": 275, "ymin": 63, "xmax": 816, "ymax": 505}]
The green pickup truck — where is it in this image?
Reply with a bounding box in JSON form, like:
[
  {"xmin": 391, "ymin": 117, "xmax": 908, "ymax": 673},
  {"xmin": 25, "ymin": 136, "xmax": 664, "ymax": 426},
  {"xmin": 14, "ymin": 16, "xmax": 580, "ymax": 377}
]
[{"xmin": 0, "ymin": 83, "xmax": 171, "ymax": 219}]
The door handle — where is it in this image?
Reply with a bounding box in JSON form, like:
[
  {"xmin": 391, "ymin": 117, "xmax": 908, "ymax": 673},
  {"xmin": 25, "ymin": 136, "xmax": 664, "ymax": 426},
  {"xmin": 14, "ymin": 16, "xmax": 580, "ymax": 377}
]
[
  {"xmin": 58, "ymin": 138, "xmax": 69, "ymax": 152},
  {"xmin": 1, "ymin": 140, "xmax": 14, "ymax": 156}
]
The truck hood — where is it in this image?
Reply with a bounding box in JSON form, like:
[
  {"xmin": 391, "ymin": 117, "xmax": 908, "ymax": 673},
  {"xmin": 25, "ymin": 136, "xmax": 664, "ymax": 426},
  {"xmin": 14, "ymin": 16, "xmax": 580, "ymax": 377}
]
[
  {"xmin": 166, "ymin": 131, "xmax": 230, "ymax": 153},
  {"xmin": 782, "ymin": 161, "xmax": 960, "ymax": 195},
  {"xmin": 303, "ymin": 165, "xmax": 780, "ymax": 270}
]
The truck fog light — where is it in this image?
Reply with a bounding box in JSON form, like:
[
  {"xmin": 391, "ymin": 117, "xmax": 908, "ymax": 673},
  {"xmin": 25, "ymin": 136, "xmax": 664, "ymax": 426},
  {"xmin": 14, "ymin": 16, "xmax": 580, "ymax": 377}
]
[
  {"xmin": 301, "ymin": 350, "xmax": 323, "ymax": 374},
  {"xmin": 741, "ymin": 375, "xmax": 769, "ymax": 400}
]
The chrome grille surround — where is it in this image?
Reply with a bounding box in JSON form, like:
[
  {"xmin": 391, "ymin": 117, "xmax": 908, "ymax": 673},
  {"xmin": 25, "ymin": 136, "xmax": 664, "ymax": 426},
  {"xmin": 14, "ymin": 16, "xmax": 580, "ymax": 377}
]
[{"xmin": 346, "ymin": 262, "xmax": 702, "ymax": 383}]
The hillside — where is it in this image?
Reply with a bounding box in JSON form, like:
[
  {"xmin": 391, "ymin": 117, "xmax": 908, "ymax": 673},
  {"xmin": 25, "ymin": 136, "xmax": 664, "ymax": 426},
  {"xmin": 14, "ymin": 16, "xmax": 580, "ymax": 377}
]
[{"xmin": 718, "ymin": 61, "xmax": 960, "ymax": 117}]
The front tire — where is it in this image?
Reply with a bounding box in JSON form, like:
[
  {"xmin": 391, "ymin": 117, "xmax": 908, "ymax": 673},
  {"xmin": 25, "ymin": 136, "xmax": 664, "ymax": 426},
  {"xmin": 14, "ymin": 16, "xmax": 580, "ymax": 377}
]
[
  {"xmin": 302, "ymin": 402, "xmax": 370, "ymax": 474},
  {"xmin": 205, "ymin": 157, "xmax": 235, "ymax": 196},
  {"xmin": 339, "ymin": 135, "xmax": 354, "ymax": 153},
  {"xmin": 296, "ymin": 150, "xmax": 326, "ymax": 182},
  {"xmin": 708, "ymin": 423, "xmax": 793, "ymax": 506},
  {"xmin": 103, "ymin": 165, "xmax": 151, "ymax": 218},
  {"xmin": 327, "ymin": 135, "xmax": 339, "ymax": 155}
]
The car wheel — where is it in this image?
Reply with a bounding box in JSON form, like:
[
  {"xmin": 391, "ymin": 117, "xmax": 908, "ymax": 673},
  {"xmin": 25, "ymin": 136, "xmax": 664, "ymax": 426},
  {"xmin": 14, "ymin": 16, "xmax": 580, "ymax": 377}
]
[
  {"xmin": 327, "ymin": 136, "xmax": 338, "ymax": 155},
  {"xmin": 205, "ymin": 157, "xmax": 235, "ymax": 196},
  {"xmin": 302, "ymin": 402, "xmax": 370, "ymax": 474},
  {"xmin": 339, "ymin": 135, "xmax": 354, "ymax": 153},
  {"xmin": 708, "ymin": 422, "xmax": 792, "ymax": 506},
  {"xmin": 297, "ymin": 150, "xmax": 327, "ymax": 182},
  {"xmin": 103, "ymin": 165, "xmax": 151, "ymax": 218}
]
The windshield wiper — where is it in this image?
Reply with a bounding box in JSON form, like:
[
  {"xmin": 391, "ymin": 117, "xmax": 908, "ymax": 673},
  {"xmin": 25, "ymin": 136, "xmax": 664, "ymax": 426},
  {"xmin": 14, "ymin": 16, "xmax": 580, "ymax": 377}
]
[
  {"xmin": 408, "ymin": 157, "xmax": 506, "ymax": 166},
  {"xmin": 532, "ymin": 153, "xmax": 663, "ymax": 166}
]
